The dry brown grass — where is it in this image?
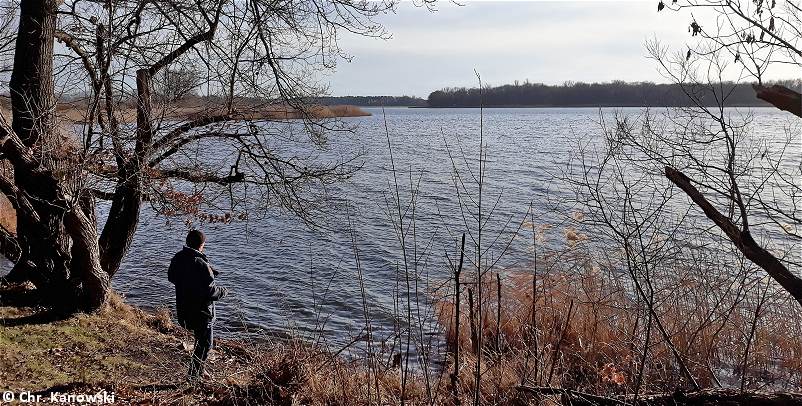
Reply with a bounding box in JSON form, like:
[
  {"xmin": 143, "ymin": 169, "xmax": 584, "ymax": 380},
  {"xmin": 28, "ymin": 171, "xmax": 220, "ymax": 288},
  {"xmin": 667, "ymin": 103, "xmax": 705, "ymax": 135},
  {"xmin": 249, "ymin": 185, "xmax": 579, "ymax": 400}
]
[
  {"xmin": 214, "ymin": 341, "xmax": 432, "ymax": 405},
  {"xmin": 0, "ymin": 161, "xmax": 14, "ymax": 234},
  {"xmin": 0, "ymin": 193, "xmax": 15, "ymax": 234},
  {"xmin": 47, "ymin": 102, "xmax": 370, "ymax": 124},
  {"xmin": 432, "ymin": 239, "xmax": 802, "ymax": 403},
  {"xmin": 312, "ymin": 104, "xmax": 372, "ymax": 118},
  {"xmin": 1, "ymin": 99, "xmax": 370, "ymax": 124}
]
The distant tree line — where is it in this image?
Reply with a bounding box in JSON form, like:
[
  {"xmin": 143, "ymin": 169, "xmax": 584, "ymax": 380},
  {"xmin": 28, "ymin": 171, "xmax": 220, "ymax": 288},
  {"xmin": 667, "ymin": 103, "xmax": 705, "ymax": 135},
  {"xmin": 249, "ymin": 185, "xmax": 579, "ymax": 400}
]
[
  {"xmin": 315, "ymin": 95, "xmax": 427, "ymax": 107},
  {"xmin": 427, "ymin": 79, "xmax": 801, "ymax": 107}
]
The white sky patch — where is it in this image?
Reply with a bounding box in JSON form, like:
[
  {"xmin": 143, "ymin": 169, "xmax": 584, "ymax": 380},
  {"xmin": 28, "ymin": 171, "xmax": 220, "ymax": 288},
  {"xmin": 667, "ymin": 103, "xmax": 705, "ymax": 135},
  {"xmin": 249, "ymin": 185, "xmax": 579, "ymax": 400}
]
[{"xmin": 325, "ymin": 1, "xmax": 799, "ymax": 96}]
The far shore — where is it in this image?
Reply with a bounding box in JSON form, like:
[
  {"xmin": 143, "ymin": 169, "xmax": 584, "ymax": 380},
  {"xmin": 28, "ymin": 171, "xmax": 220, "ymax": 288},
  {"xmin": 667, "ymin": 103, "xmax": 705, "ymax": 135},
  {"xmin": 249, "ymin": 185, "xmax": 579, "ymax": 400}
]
[
  {"xmin": 0, "ymin": 102, "xmax": 371, "ymax": 124},
  {"xmin": 60, "ymin": 103, "xmax": 371, "ymax": 123}
]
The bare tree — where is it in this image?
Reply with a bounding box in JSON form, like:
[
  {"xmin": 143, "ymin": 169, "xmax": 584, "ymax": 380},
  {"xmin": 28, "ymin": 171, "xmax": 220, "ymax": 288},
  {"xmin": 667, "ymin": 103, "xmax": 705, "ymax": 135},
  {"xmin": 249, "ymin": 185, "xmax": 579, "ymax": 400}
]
[
  {"xmin": 0, "ymin": 0, "xmax": 396, "ymax": 311},
  {"xmin": 154, "ymin": 68, "xmax": 201, "ymax": 103},
  {"xmin": 659, "ymin": 0, "xmax": 801, "ymax": 117},
  {"xmin": 655, "ymin": 0, "xmax": 802, "ymax": 305}
]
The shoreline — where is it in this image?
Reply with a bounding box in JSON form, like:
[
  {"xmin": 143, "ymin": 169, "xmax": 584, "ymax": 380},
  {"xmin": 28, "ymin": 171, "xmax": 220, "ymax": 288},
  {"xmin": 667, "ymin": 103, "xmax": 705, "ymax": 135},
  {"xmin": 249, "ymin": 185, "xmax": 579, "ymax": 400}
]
[
  {"xmin": 0, "ymin": 103, "xmax": 372, "ymax": 124},
  {"xmin": 3, "ymin": 281, "xmax": 802, "ymax": 404}
]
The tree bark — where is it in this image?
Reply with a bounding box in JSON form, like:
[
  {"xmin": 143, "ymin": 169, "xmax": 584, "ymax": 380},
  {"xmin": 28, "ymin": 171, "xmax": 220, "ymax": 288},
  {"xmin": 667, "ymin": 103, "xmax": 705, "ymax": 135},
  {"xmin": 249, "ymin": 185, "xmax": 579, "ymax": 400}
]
[
  {"xmin": 10, "ymin": 0, "xmax": 58, "ymax": 148},
  {"xmin": 98, "ymin": 177, "xmax": 141, "ymax": 277},
  {"xmin": 753, "ymin": 84, "xmax": 802, "ymax": 118},
  {"xmin": 2, "ymin": 0, "xmax": 110, "ymax": 311},
  {"xmin": 98, "ymin": 69, "xmax": 153, "ymax": 276},
  {"xmin": 66, "ymin": 194, "xmax": 109, "ymax": 310},
  {"xmin": 7, "ymin": 0, "xmax": 75, "ymax": 305}
]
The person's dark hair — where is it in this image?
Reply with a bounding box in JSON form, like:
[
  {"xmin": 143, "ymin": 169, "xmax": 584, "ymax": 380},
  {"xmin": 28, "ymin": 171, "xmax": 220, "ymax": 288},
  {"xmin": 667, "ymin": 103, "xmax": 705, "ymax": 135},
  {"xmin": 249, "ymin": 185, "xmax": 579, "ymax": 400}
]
[{"xmin": 186, "ymin": 230, "xmax": 206, "ymax": 250}]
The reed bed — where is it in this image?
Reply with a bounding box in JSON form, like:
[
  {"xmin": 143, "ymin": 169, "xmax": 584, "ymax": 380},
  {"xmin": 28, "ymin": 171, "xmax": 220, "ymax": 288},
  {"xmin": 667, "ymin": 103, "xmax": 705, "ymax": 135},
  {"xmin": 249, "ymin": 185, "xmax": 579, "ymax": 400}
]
[{"xmin": 431, "ymin": 235, "xmax": 802, "ymax": 404}]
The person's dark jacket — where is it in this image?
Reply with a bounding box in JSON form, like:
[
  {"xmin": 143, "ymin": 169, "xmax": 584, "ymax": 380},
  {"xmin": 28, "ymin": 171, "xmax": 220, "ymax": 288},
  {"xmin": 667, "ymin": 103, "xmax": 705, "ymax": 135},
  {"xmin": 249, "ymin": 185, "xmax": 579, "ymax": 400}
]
[{"xmin": 168, "ymin": 246, "xmax": 227, "ymax": 329}]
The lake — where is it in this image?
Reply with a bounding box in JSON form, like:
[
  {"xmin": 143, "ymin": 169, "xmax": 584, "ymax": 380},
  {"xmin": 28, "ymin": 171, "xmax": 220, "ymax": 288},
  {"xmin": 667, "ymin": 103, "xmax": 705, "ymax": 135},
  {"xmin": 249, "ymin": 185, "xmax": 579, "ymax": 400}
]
[{"xmin": 110, "ymin": 106, "xmax": 799, "ymax": 352}]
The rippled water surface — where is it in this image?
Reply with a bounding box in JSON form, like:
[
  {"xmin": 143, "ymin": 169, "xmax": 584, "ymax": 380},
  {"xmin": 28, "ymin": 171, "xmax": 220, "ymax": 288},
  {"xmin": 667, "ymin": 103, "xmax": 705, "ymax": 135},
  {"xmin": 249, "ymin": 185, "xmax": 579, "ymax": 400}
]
[{"xmin": 111, "ymin": 107, "xmax": 799, "ymax": 346}]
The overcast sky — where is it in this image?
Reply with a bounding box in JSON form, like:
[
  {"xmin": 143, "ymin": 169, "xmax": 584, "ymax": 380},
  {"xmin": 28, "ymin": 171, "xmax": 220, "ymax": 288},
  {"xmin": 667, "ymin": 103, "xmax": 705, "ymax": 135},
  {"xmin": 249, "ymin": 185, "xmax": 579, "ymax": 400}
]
[{"xmin": 325, "ymin": 1, "xmax": 797, "ymax": 97}]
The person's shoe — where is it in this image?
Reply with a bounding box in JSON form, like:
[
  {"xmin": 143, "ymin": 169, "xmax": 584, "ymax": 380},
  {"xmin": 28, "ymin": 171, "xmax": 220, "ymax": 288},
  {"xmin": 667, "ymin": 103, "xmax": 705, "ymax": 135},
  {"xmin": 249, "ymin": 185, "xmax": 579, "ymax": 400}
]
[
  {"xmin": 207, "ymin": 349, "xmax": 218, "ymax": 362},
  {"xmin": 186, "ymin": 369, "xmax": 211, "ymax": 384}
]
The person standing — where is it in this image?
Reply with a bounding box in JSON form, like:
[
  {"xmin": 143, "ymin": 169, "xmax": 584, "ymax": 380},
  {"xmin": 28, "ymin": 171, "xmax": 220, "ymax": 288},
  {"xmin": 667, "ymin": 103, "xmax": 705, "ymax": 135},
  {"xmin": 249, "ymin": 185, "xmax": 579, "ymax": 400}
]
[{"xmin": 168, "ymin": 230, "xmax": 228, "ymax": 382}]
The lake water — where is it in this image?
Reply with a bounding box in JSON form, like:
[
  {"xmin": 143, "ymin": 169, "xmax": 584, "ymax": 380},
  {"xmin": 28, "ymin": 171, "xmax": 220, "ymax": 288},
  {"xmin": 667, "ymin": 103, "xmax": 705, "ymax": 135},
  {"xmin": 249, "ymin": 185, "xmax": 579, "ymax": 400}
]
[{"xmin": 109, "ymin": 107, "xmax": 799, "ymax": 351}]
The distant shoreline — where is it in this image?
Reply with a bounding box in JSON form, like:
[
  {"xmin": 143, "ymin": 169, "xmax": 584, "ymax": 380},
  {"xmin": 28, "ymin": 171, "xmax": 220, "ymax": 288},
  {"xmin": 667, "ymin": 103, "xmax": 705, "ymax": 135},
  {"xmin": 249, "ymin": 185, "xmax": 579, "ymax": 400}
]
[
  {"xmin": 49, "ymin": 103, "xmax": 372, "ymax": 123},
  {"xmin": 425, "ymin": 79, "xmax": 798, "ymax": 109}
]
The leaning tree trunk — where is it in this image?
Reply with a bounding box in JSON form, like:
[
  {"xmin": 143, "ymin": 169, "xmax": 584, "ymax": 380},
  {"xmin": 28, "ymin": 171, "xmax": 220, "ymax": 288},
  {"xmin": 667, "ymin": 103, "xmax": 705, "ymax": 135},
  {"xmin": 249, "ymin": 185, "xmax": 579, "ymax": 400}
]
[
  {"xmin": 665, "ymin": 166, "xmax": 802, "ymax": 307},
  {"xmin": 2, "ymin": 0, "xmax": 109, "ymax": 311},
  {"xmin": 99, "ymin": 172, "xmax": 142, "ymax": 277},
  {"xmin": 97, "ymin": 69, "xmax": 154, "ymax": 277},
  {"xmin": 67, "ymin": 193, "xmax": 109, "ymax": 309}
]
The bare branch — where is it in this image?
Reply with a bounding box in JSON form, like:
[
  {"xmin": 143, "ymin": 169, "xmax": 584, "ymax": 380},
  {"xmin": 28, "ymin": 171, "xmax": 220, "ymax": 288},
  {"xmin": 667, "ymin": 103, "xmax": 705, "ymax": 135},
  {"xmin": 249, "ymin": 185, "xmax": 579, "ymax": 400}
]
[
  {"xmin": 665, "ymin": 166, "xmax": 802, "ymax": 306},
  {"xmin": 753, "ymin": 84, "xmax": 802, "ymax": 117}
]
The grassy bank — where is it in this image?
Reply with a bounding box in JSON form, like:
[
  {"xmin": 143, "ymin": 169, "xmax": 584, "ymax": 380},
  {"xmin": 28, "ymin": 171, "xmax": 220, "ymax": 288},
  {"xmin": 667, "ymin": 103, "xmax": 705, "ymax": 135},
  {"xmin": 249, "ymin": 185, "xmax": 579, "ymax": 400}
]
[
  {"xmin": 0, "ymin": 287, "xmax": 252, "ymax": 404},
  {"xmin": 0, "ymin": 284, "xmax": 426, "ymax": 405}
]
